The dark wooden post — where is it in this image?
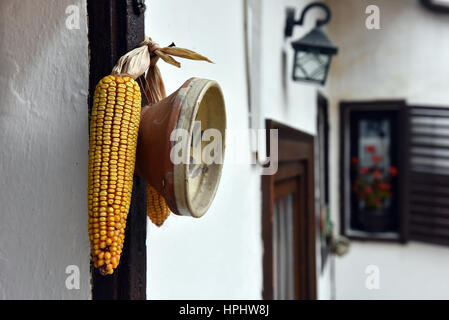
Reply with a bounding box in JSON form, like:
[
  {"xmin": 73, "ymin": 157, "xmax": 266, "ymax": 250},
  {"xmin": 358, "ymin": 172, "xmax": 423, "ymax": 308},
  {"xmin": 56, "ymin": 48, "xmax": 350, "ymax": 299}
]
[{"xmin": 87, "ymin": 0, "xmax": 146, "ymax": 300}]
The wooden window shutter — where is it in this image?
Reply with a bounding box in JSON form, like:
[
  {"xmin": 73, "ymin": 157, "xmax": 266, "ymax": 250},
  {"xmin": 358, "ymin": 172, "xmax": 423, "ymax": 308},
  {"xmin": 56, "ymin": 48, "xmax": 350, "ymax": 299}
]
[{"xmin": 406, "ymin": 106, "xmax": 449, "ymax": 246}]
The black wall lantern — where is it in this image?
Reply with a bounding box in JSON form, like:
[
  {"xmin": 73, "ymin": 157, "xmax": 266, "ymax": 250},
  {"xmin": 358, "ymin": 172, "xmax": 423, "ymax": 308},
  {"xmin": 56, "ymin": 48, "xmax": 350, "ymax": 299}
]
[{"xmin": 285, "ymin": 2, "xmax": 338, "ymax": 85}]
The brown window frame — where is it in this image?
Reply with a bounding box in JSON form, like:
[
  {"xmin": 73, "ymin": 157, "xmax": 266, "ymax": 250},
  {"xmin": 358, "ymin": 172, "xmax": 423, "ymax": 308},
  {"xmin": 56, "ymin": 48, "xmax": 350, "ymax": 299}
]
[
  {"xmin": 339, "ymin": 100, "xmax": 409, "ymax": 243},
  {"xmin": 262, "ymin": 119, "xmax": 317, "ymax": 300}
]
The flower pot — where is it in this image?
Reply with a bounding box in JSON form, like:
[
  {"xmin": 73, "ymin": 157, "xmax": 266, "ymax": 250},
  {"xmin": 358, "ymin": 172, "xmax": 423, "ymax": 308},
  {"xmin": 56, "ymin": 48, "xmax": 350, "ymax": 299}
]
[
  {"xmin": 362, "ymin": 208, "xmax": 391, "ymax": 232},
  {"xmin": 135, "ymin": 77, "xmax": 226, "ymax": 218}
]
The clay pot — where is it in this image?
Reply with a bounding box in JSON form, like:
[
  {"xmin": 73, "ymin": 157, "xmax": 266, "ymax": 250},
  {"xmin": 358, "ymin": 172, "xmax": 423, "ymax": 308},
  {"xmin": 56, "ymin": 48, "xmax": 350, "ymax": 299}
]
[
  {"xmin": 362, "ymin": 208, "xmax": 392, "ymax": 232},
  {"xmin": 136, "ymin": 78, "xmax": 226, "ymax": 218}
]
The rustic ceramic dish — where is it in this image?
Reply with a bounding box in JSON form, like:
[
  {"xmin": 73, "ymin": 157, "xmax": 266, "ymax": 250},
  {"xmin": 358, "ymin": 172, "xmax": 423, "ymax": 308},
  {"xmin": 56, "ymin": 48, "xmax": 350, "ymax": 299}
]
[{"xmin": 136, "ymin": 78, "xmax": 226, "ymax": 218}]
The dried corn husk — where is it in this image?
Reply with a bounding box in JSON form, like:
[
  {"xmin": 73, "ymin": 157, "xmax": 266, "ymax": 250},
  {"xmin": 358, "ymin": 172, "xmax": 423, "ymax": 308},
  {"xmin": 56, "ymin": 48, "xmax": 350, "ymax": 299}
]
[{"xmin": 112, "ymin": 37, "xmax": 212, "ymax": 104}]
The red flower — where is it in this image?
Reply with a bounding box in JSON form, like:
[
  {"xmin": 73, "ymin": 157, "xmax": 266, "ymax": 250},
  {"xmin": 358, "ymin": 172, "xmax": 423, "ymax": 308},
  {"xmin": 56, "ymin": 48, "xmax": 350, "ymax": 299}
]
[
  {"xmin": 351, "ymin": 157, "xmax": 359, "ymax": 165},
  {"xmin": 365, "ymin": 186, "xmax": 373, "ymax": 194},
  {"xmin": 366, "ymin": 145, "xmax": 375, "ymax": 153},
  {"xmin": 361, "ymin": 167, "xmax": 369, "ymax": 174},
  {"xmin": 389, "ymin": 166, "xmax": 398, "ymax": 176},
  {"xmin": 378, "ymin": 182, "xmax": 391, "ymax": 191},
  {"xmin": 372, "ymin": 155, "xmax": 382, "ymax": 165},
  {"xmin": 373, "ymin": 170, "xmax": 382, "ymax": 179}
]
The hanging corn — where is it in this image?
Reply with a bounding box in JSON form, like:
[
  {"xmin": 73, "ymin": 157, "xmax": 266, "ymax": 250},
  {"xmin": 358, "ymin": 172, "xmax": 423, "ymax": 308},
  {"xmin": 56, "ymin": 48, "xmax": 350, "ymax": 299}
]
[
  {"xmin": 88, "ymin": 75, "xmax": 141, "ymax": 275},
  {"xmin": 88, "ymin": 37, "xmax": 212, "ymax": 275}
]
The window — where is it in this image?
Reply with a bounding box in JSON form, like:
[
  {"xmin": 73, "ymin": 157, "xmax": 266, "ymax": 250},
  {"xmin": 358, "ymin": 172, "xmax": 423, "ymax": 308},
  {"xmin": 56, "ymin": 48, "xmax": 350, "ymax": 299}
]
[
  {"xmin": 339, "ymin": 101, "xmax": 407, "ymax": 242},
  {"xmin": 262, "ymin": 120, "xmax": 316, "ymax": 300},
  {"xmin": 340, "ymin": 102, "xmax": 449, "ymax": 246},
  {"xmin": 272, "ymin": 185, "xmax": 296, "ymax": 300}
]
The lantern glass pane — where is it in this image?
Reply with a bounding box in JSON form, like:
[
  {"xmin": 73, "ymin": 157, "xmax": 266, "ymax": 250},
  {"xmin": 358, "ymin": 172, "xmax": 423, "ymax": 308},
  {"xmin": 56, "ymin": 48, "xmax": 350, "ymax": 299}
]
[{"xmin": 294, "ymin": 50, "xmax": 330, "ymax": 82}]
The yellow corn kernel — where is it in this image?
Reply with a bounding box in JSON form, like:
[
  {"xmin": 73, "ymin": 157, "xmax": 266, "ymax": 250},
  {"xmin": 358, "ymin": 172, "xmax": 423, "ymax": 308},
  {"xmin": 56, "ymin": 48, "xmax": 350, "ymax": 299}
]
[
  {"xmin": 146, "ymin": 183, "xmax": 170, "ymax": 227},
  {"xmin": 88, "ymin": 75, "xmax": 140, "ymax": 276}
]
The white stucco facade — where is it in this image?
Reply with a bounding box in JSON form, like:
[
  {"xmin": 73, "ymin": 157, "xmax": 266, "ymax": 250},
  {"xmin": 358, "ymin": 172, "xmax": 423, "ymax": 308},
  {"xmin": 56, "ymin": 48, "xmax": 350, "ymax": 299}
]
[
  {"xmin": 145, "ymin": 0, "xmax": 331, "ymax": 299},
  {"xmin": 0, "ymin": 0, "xmax": 90, "ymax": 299}
]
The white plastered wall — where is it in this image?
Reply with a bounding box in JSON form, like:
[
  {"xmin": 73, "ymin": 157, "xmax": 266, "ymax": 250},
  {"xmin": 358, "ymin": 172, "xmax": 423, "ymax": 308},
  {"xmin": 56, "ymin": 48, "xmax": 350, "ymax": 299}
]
[
  {"xmin": 145, "ymin": 0, "xmax": 332, "ymax": 299},
  {"xmin": 0, "ymin": 0, "xmax": 90, "ymax": 299}
]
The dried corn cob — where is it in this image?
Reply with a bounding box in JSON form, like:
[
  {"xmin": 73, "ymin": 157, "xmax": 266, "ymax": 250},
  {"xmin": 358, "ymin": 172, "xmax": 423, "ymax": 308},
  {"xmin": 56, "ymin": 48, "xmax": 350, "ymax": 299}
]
[
  {"xmin": 147, "ymin": 184, "xmax": 170, "ymax": 227},
  {"xmin": 88, "ymin": 75, "xmax": 141, "ymax": 275}
]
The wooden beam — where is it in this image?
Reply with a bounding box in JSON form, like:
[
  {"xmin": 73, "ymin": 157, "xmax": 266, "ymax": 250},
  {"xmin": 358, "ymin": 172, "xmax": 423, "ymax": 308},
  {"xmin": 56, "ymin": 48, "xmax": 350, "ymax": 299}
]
[{"xmin": 87, "ymin": 0, "xmax": 146, "ymax": 300}]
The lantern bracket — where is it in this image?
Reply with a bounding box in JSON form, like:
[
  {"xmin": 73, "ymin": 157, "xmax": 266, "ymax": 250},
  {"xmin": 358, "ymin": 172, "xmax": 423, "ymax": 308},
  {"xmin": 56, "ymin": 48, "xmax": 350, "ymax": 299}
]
[{"xmin": 284, "ymin": 2, "xmax": 331, "ymax": 38}]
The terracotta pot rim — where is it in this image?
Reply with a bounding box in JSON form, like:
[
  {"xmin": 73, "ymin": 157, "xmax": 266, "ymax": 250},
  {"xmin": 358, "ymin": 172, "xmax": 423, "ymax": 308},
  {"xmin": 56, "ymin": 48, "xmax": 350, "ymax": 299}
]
[{"xmin": 173, "ymin": 78, "xmax": 226, "ymax": 218}]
